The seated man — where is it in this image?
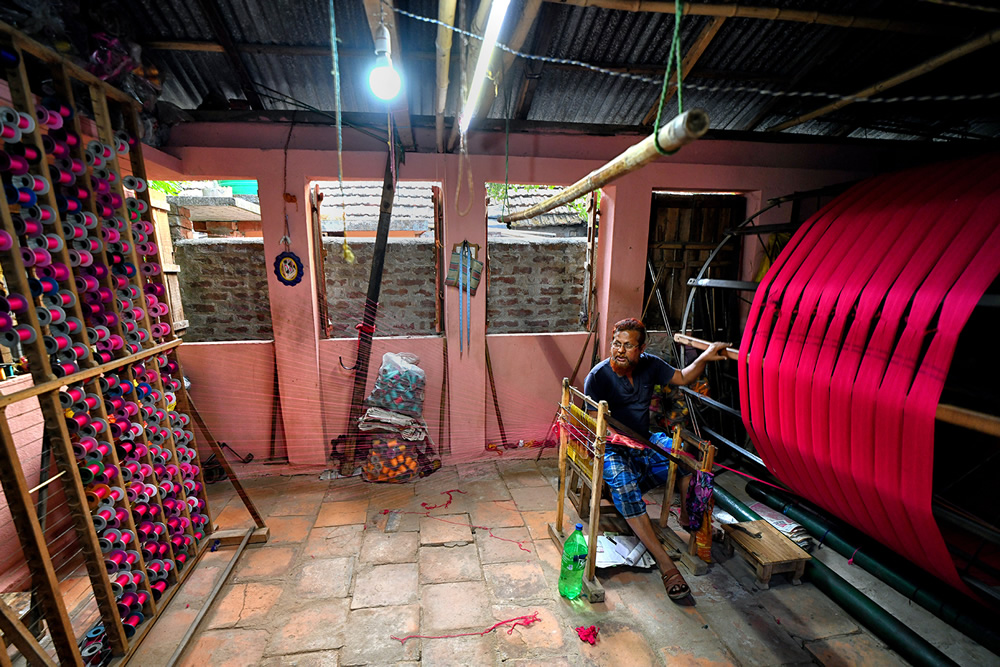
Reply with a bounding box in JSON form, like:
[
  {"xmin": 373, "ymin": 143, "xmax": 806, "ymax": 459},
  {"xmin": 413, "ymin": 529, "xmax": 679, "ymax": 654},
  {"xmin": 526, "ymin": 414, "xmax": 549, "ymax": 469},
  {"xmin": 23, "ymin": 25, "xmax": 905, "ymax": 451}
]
[{"xmin": 584, "ymin": 318, "xmax": 727, "ymax": 601}]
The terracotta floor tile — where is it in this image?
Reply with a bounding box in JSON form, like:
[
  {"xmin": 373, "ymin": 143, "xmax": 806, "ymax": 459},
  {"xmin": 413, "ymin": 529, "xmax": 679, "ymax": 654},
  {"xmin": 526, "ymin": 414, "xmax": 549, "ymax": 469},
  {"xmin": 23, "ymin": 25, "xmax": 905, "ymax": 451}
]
[
  {"xmin": 500, "ymin": 468, "xmax": 552, "ymax": 488},
  {"xmin": 510, "ymin": 485, "xmax": 558, "ymax": 511},
  {"xmin": 421, "ymin": 581, "xmax": 492, "ymax": 631},
  {"xmin": 471, "ymin": 500, "xmax": 524, "ymax": 528},
  {"xmin": 359, "ymin": 530, "xmax": 420, "ymax": 564},
  {"xmin": 660, "ymin": 639, "xmax": 737, "ymax": 666},
  {"xmin": 419, "ymin": 513, "xmax": 474, "ymax": 545},
  {"xmin": 232, "ymin": 546, "xmax": 296, "ymax": 582},
  {"xmin": 350, "ymin": 563, "xmax": 419, "ymax": 609},
  {"xmin": 340, "ymin": 604, "xmax": 420, "ymax": 665},
  {"xmin": 180, "ymin": 627, "xmax": 270, "ymax": 667},
  {"xmin": 269, "ymin": 490, "xmax": 327, "ymax": 517},
  {"xmin": 460, "ymin": 479, "xmax": 512, "ymax": 501},
  {"xmin": 476, "ymin": 526, "xmax": 534, "ymax": 564},
  {"xmin": 458, "ymin": 460, "xmax": 499, "ymax": 481},
  {"xmin": 259, "ymin": 650, "xmax": 341, "ymax": 666},
  {"xmin": 579, "ymin": 624, "xmax": 660, "ymax": 667},
  {"xmin": 756, "ymin": 582, "xmax": 859, "ymax": 641},
  {"xmin": 303, "ymin": 524, "xmax": 364, "ymax": 559},
  {"xmin": 214, "ymin": 502, "xmax": 256, "ymax": 530},
  {"xmin": 419, "ymin": 544, "xmax": 483, "ymax": 584},
  {"xmin": 129, "ymin": 606, "xmax": 198, "ymax": 665},
  {"xmin": 324, "ymin": 478, "xmax": 370, "ymax": 502},
  {"xmin": 206, "ymin": 583, "xmax": 284, "ymax": 629},
  {"xmin": 491, "ymin": 605, "xmax": 567, "ymax": 661},
  {"xmin": 700, "ymin": 603, "xmax": 812, "ymax": 665},
  {"xmin": 420, "ymin": 633, "xmax": 497, "ymax": 666},
  {"xmin": 483, "ymin": 561, "xmax": 551, "ymax": 601},
  {"xmin": 264, "ymin": 599, "xmax": 350, "ymax": 656},
  {"xmin": 266, "ymin": 515, "xmax": 316, "ymax": 544},
  {"xmin": 805, "ymin": 634, "xmax": 908, "ymax": 667},
  {"xmin": 316, "ymin": 499, "xmax": 370, "ymax": 527},
  {"xmin": 521, "ymin": 509, "xmax": 579, "ymax": 541},
  {"xmin": 296, "ymin": 557, "xmax": 355, "ymax": 599},
  {"xmin": 368, "ymin": 483, "xmax": 416, "ymax": 508}
]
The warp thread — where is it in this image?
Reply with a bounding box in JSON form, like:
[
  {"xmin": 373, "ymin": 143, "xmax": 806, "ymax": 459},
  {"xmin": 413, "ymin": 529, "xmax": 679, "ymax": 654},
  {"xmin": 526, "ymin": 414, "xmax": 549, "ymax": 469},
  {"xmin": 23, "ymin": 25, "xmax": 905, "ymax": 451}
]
[
  {"xmin": 392, "ymin": 611, "xmax": 540, "ymax": 644},
  {"xmin": 421, "ymin": 489, "xmax": 465, "ymax": 511}
]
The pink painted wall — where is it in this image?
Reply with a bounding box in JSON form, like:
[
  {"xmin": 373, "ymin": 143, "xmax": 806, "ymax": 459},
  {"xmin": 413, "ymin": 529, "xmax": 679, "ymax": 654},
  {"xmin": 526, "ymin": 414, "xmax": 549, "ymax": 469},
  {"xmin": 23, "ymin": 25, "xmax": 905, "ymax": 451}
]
[
  {"xmin": 178, "ymin": 341, "xmax": 279, "ymax": 464},
  {"xmin": 145, "ymin": 124, "xmax": 876, "ymax": 466}
]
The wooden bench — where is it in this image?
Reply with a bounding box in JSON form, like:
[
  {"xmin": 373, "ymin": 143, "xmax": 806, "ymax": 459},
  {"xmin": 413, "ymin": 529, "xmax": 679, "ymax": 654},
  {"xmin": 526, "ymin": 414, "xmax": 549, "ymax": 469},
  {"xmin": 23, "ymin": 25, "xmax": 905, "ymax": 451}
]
[{"xmin": 722, "ymin": 520, "xmax": 811, "ymax": 588}]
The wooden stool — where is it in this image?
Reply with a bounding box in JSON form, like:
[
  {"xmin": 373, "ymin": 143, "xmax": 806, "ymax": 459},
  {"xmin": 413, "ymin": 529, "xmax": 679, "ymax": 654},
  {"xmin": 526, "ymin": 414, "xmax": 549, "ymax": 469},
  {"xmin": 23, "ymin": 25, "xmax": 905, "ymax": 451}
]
[{"xmin": 723, "ymin": 520, "xmax": 811, "ymax": 589}]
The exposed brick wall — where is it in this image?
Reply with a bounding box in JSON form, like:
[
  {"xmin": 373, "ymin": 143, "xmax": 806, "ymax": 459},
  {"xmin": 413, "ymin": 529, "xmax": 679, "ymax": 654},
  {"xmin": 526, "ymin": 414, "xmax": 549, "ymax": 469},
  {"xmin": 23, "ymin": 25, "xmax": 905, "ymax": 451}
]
[
  {"xmin": 172, "ymin": 238, "xmax": 587, "ymax": 340},
  {"xmin": 174, "ymin": 239, "xmax": 274, "ymax": 341},
  {"xmin": 324, "ymin": 239, "xmax": 438, "ymax": 337},
  {"xmin": 487, "ymin": 239, "xmax": 587, "ymax": 333}
]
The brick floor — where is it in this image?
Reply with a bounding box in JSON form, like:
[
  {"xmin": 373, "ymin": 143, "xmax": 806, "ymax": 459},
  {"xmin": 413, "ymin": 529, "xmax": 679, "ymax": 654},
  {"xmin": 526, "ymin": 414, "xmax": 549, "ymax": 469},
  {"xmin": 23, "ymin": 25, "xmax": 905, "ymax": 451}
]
[{"xmin": 131, "ymin": 460, "xmax": 947, "ymax": 667}]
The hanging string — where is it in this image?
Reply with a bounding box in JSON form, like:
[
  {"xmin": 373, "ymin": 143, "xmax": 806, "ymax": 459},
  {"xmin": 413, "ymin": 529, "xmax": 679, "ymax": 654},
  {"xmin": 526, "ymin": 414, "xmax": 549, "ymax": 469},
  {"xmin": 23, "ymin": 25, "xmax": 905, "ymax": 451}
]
[
  {"xmin": 280, "ymin": 120, "xmax": 295, "ymax": 251},
  {"xmin": 329, "ymin": 0, "xmax": 355, "ymax": 263},
  {"xmin": 653, "ymin": 0, "xmax": 684, "ymax": 155}
]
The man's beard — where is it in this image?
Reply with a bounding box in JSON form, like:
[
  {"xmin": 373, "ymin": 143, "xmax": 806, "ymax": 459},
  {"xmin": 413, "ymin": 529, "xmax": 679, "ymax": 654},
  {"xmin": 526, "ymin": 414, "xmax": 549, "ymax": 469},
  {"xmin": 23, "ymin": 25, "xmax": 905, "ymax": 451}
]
[{"xmin": 611, "ymin": 355, "xmax": 635, "ymax": 373}]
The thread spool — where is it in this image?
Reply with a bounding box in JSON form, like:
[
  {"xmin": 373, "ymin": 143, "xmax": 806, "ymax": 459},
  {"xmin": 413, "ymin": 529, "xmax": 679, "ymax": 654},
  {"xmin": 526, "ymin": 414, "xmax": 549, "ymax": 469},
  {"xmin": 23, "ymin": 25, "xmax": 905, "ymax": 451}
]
[
  {"xmin": 0, "ymin": 150, "xmax": 29, "ymax": 174},
  {"xmin": 150, "ymin": 580, "xmax": 167, "ymax": 600}
]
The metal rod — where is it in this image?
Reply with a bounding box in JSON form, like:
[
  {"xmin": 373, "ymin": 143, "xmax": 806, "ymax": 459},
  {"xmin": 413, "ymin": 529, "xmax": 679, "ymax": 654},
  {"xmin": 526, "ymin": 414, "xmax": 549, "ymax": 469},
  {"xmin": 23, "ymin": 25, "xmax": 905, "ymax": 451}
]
[
  {"xmin": 27, "ymin": 471, "xmax": 65, "ymax": 495},
  {"xmin": 166, "ymin": 528, "xmax": 255, "ymax": 667},
  {"xmin": 768, "ymin": 28, "xmax": 1000, "ymax": 132},
  {"xmin": 673, "ymin": 333, "xmax": 739, "ymax": 361},
  {"xmin": 497, "ymin": 109, "xmax": 709, "ymax": 223}
]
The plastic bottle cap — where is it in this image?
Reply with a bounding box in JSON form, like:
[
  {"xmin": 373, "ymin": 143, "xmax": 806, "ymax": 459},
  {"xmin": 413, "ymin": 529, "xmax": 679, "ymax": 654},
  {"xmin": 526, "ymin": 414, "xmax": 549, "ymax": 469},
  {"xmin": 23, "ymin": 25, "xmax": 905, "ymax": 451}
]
[{"xmin": 576, "ymin": 523, "xmax": 583, "ymax": 531}]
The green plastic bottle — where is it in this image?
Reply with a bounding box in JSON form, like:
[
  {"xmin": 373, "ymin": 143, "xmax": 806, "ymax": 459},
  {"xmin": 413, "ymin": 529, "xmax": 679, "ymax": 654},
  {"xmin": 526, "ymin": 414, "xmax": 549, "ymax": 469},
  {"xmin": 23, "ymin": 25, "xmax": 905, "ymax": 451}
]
[{"xmin": 558, "ymin": 523, "xmax": 588, "ymax": 599}]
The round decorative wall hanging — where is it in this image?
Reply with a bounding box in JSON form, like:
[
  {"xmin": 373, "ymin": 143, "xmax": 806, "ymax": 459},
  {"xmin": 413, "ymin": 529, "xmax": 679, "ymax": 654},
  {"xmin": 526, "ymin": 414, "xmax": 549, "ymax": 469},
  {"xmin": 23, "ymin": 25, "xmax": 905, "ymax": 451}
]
[{"xmin": 273, "ymin": 251, "xmax": 304, "ymax": 286}]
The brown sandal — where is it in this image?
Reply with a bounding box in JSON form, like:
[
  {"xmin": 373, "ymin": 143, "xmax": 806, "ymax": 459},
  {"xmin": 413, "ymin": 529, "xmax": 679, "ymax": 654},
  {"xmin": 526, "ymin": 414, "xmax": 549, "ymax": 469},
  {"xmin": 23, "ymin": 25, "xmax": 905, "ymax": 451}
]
[{"xmin": 662, "ymin": 570, "xmax": 690, "ymax": 600}]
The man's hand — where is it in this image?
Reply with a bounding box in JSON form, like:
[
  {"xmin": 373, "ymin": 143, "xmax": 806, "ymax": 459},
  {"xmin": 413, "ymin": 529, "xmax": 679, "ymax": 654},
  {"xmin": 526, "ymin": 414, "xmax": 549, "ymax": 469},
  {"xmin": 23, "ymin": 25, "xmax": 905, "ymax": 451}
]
[{"xmin": 701, "ymin": 341, "xmax": 730, "ymax": 362}]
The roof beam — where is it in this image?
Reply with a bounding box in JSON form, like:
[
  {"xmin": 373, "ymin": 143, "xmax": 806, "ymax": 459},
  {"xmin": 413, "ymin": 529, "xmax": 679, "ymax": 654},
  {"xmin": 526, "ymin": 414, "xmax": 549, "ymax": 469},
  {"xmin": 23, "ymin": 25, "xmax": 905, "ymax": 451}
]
[
  {"xmin": 362, "ymin": 0, "xmax": 416, "ymax": 150},
  {"xmin": 512, "ymin": 3, "xmax": 559, "ymax": 121},
  {"xmin": 640, "ymin": 16, "xmax": 725, "ymax": 126},
  {"xmin": 445, "ymin": 0, "xmax": 494, "ymax": 150},
  {"xmin": 145, "ymin": 41, "xmax": 435, "ymax": 60},
  {"xmin": 542, "ymin": 0, "xmax": 938, "ymax": 35},
  {"xmin": 474, "ymin": 0, "xmax": 543, "ymax": 123},
  {"xmin": 435, "ymin": 0, "xmax": 458, "ymax": 152},
  {"xmin": 193, "ymin": 0, "xmax": 265, "ymax": 109},
  {"xmin": 768, "ymin": 27, "xmax": 1000, "ymax": 132}
]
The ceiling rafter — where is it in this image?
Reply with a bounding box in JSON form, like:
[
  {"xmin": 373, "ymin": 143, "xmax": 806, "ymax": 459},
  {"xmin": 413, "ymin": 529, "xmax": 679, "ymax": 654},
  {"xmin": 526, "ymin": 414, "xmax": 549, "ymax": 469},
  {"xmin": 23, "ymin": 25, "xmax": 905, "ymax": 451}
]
[
  {"xmin": 512, "ymin": 2, "xmax": 559, "ymax": 121},
  {"xmin": 193, "ymin": 0, "xmax": 265, "ymax": 109},
  {"xmin": 474, "ymin": 0, "xmax": 544, "ymax": 126},
  {"xmin": 145, "ymin": 41, "xmax": 436, "ymax": 60},
  {"xmin": 640, "ymin": 15, "xmax": 725, "ymax": 126},
  {"xmin": 543, "ymin": 0, "xmax": 939, "ymax": 35},
  {"xmin": 435, "ymin": 0, "xmax": 458, "ymax": 152},
  {"xmin": 768, "ymin": 27, "xmax": 1000, "ymax": 132}
]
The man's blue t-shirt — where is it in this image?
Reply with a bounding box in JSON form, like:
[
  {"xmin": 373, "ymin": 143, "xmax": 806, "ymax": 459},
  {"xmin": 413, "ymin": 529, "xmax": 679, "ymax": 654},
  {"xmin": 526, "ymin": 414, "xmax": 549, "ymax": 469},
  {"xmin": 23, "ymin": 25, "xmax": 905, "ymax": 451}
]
[{"xmin": 583, "ymin": 354, "xmax": 677, "ymax": 436}]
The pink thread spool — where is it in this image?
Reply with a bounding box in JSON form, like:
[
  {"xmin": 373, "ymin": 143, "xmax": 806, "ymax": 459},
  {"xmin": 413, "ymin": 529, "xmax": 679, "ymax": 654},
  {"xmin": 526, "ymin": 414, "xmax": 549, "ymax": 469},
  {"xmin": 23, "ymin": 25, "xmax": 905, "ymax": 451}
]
[
  {"xmin": 35, "ymin": 105, "xmax": 63, "ymax": 129},
  {"xmin": 149, "ymin": 580, "xmax": 167, "ymax": 601},
  {"xmin": 0, "ymin": 123, "xmax": 22, "ymax": 143},
  {"xmin": 0, "ymin": 150, "xmax": 29, "ymax": 175}
]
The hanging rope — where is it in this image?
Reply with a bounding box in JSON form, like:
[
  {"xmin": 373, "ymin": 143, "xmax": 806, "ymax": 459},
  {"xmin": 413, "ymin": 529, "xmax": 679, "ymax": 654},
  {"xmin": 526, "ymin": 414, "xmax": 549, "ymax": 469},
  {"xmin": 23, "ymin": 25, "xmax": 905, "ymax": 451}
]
[
  {"xmin": 653, "ymin": 0, "xmax": 684, "ymax": 155},
  {"xmin": 329, "ymin": 0, "xmax": 355, "ymax": 263}
]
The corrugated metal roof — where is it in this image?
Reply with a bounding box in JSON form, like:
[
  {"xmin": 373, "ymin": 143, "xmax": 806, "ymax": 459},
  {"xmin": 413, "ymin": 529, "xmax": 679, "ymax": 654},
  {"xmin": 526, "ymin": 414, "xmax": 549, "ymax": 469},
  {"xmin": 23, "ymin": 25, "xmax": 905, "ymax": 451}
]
[{"xmin": 39, "ymin": 0, "xmax": 994, "ymax": 142}]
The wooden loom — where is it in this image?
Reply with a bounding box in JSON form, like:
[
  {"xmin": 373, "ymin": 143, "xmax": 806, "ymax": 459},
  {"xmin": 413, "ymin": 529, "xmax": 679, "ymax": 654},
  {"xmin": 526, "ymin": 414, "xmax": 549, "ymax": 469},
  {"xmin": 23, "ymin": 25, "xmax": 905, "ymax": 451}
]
[{"xmin": 548, "ymin": 378, "xmax": 716, "ymax": 602}]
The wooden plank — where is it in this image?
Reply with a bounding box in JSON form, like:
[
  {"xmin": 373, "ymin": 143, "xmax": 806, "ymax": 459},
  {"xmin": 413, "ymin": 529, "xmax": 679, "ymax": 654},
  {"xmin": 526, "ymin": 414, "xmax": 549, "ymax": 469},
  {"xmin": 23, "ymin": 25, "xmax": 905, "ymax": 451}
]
[
  {"xmin": 0, "ymin": 340, "xmax": 182, "ymax": 410},
  {"xmin": 187, "ymin": 396, "xmax": 265, "ymax": 529},
  {"xmin": 724, "ymin": 520, "xmax": 811, "ymax": 564},
  {"xmin": 0, "ymin": 600, "xmax": 54, "ymax": 667},
  {"xmin": 641, "ymin": 17, "xmax": 726, "ymax": 126},
  {"xmin": 210, "ymin": 527, "xmax": 271, "ymax": 547}
]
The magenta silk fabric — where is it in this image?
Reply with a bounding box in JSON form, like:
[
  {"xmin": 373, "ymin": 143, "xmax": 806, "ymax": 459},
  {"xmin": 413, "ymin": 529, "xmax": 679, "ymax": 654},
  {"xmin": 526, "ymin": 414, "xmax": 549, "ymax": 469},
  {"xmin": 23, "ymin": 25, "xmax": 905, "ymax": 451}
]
[{"xmin": 739, "ymin": 155, "xmax": 1000, "ymax": 594}]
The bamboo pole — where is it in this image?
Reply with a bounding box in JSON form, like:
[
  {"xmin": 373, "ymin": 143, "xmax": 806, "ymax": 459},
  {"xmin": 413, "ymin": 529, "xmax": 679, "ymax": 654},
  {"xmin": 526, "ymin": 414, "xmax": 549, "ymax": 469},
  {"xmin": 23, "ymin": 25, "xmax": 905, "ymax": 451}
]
[
  {"xmin": 435, "ymin": 0, "xmax": 458, "ymax": 152},
  {"xmin": 497, "ymin": 108, "xmax": 709, "ymax": 223},
  {"xmin": 542, "ymin": 0, "xmax": 937, "ymax": 35},
  {"xmin": 673, "ymin": 333, "xmax": 739, "ymax": 361},
  {"xmin": 768, "ymin": 27, "xmax": 1000, "ymax": 132}
]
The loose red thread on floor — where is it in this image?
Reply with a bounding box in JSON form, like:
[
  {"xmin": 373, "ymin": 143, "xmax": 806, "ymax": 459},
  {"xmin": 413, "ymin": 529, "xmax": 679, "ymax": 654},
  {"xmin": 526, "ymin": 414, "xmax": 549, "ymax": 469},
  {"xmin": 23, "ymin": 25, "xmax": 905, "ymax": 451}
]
[
  {"xmin": 391, "ymin": 612, "xmax": 541, "ymax": 644},
  {"xmin": 575, "ymin": 625, "xmax": 599, "ymax": 645},
  {"xmin": 421, "ymin": 489, "xmax": 465, "ymax": 511}
]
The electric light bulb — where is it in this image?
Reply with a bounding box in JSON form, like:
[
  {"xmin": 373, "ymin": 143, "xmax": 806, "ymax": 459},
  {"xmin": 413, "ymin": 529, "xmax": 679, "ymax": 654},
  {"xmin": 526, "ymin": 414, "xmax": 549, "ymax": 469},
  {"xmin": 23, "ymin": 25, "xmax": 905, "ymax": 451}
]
[{"xmin": 369, "ymin": 57, "xmax": 401, "ymax": 101}]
